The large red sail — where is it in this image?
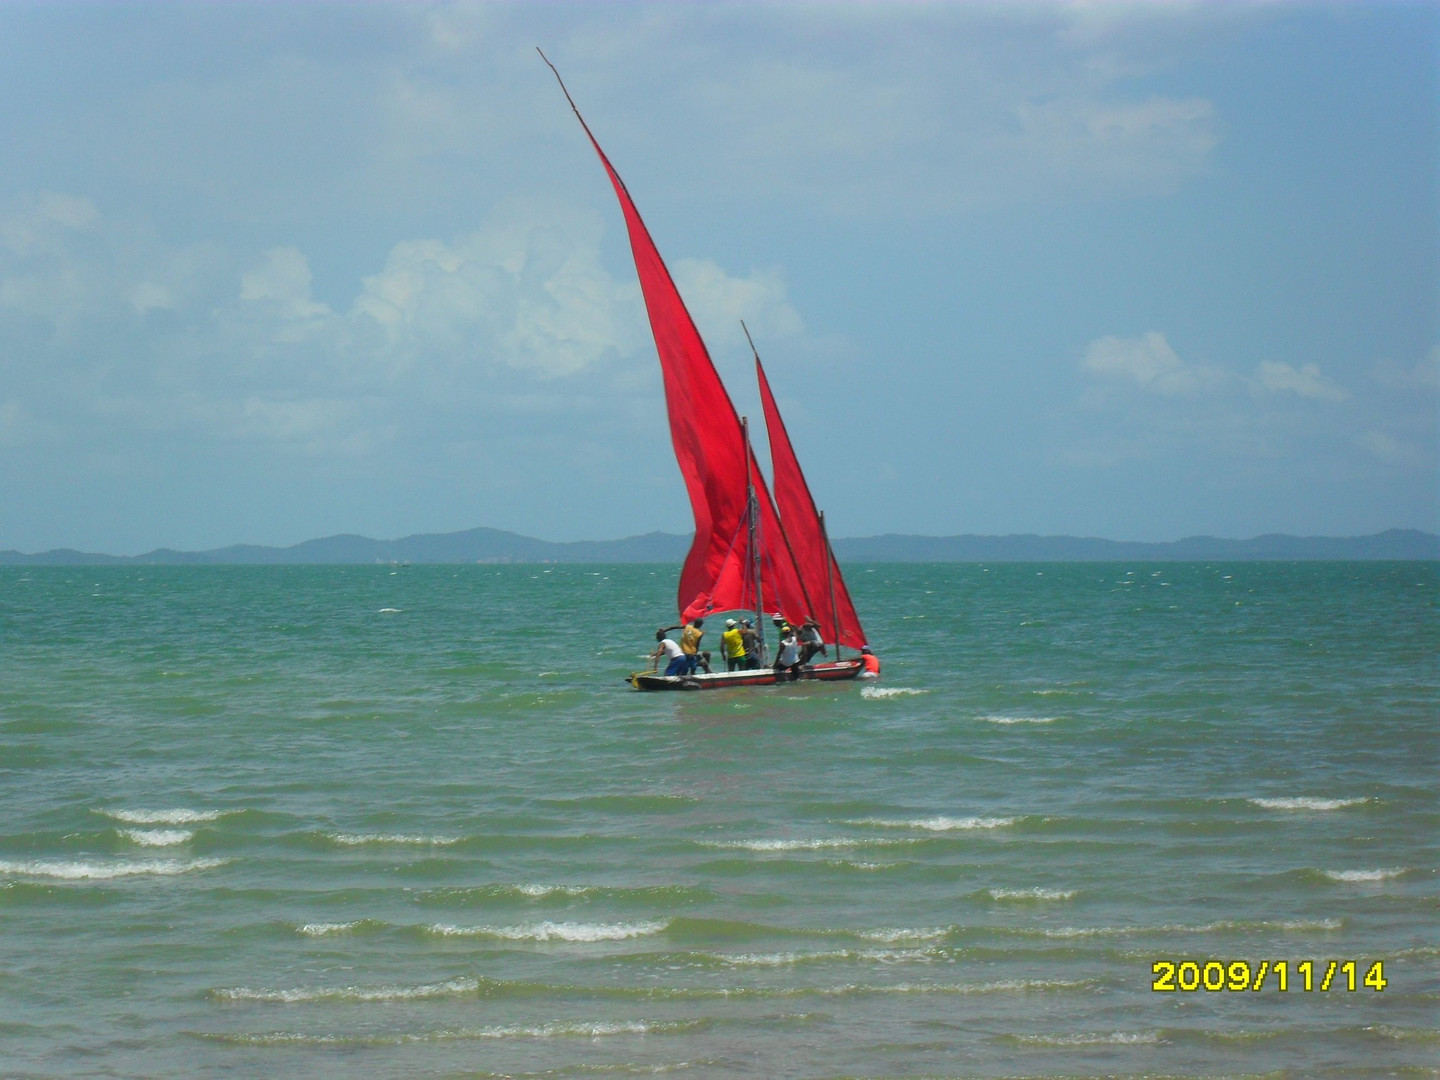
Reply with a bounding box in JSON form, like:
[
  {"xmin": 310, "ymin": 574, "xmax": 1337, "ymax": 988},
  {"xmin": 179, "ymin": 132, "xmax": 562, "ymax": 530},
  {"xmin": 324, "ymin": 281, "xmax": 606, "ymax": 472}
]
[
  {"xmin": 544, "ymin": 56, "xmax": 811, "ymax": 625},
  {"xmin": 757, "ymin": 357, "xmax": 867, "ymax": 649}
]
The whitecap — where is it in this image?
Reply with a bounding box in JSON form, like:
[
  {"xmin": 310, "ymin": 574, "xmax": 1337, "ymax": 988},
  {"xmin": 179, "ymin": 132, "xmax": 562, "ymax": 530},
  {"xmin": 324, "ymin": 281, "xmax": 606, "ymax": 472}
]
[
  {"xmin": 100, "ymin": 808, "xmax": 229, "ymax": 825},
  {"xmin": 120, "ymin": 828, "xmax": 194, "ymax": 846},
  {"xmin": 860, "ymin": 686, "xmax": 927, "ymax": 699},
  {"xmin": 855, "ymin": 926, "xmax": 950, "ymax": 943},
  {"xmin": 214, "ymin": 977, "xmax": 480, "ymax": 1003},
  {"xmin": 1323, "ymin": 868, "xmax": 1406, "ymax": 883},
  {"xmin": 1015, "ymin": 1031, "xmax": 1160, "ymax": 1046},
  {"xmin": 0, "ymin": 857, "xmax": 227, "ymax": 880},
  {"xmin": 845, "ymin": 816, "xmax": 1016, "ymax": 832},
  {"xmin": 988, "ymin": 887, "xmax": 1076, "ymax": 901},
  {"xmin": 327, "ymin": 833, "xmax": 460, "ymax": 846},
  {"xmin": 703, "ymin": 837, "xmax": 912, "ymax": 851},
  {"xmin": 425, "ymin": 920, "xmax": 668, "ymax": 942},
  {"xmin": 296, "ymin": 922, "xmax": 363, "ymax": 936},
  {"xmin": 1249, "ymin": 797, "xmax": 1366, "ymax": 811},
  {"xmin": 980, "ymin": 715, "xmax": 1056, "ymax": 725},
  {"xmin": 378, "ymin": 607, "xmax": 401, "ymax": 614}
]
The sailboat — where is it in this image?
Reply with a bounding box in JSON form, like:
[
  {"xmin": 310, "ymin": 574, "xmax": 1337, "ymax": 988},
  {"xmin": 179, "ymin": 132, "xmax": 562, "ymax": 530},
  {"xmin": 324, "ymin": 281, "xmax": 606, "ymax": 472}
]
[{"xmin": 541, "ymin": 54, "xmax": 872, "ymax": 691}]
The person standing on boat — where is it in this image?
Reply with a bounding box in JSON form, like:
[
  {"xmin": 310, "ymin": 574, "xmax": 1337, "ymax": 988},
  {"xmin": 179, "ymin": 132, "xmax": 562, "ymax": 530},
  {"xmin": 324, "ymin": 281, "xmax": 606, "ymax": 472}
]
[
  {"xmin": 722, "ymin": 619, "xmax": 747, "ymax": 671},
  {"xmin": 651, "ymin": 629, "xmax": 689, "ymax": 677},
  {"xmin": 775, "ymin": 626, "xmax": 802, "ymax": 681},
  {"xmin": 859, "ymin": 646, "xmax": 880, "ymax": 679},
  {"xmin": 798, "ymin": 618, "xmax": 827, "ymax": 665},
  {"xmin": 661, "ymin": 617, "xmax": 706, "ymax": 675},
  {"xmin": 740, "ymin": 619, "xmax": 761, "ymax": 668}
]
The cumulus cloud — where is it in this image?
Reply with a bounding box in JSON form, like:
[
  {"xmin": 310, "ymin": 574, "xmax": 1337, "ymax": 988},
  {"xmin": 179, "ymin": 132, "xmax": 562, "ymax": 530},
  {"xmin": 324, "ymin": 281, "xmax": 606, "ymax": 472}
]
[
  {"xmin": 671, "ymin": 258, "xmax": 803, "ymax": 350},
  {"xmin": 1255, "ymin": 360, "xmax": 1348, "ymax": 402},
  {"xmin": 350, "ymin": 209, "xmax": 641, "ymax": 378},
  {"xmin": 1081, "ymin": 331, "xmax": 1218, "ymax": 395}
]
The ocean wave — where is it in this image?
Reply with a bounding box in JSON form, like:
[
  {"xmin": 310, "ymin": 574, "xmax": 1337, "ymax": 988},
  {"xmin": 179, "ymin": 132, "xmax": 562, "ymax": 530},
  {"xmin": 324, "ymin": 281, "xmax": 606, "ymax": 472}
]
[
  {"xmin": 704, "ymin": 947, "xmax": 947, "ymax": 968},
  {"xmin": 99, "ymin": 808, "xmax": 229, "ymax": 825},
  {"xmin": 701, "ymin": 837, "xmax": 914, "ymax": 851},
  {"xmin": 425, "ymin": 920, "xmax": 669, "ymax": 942},
  {"xmin": 213, "ymin": 977, "xmax": 482, "ymax": 1003},
  {"xmin": 1037, "ymin": 917, "xmax": 1342, "ymax": 938},
  {"xmin": 844, "ymin": 816, "xmax": 1017, "ymax": 831},
  {"xmin": 1011, "ymin": 1031, "xmax": 1161, "ymax": 1046},
  {"xmin": 860, "ymin": 686, "xmax": 928, "ymax": 699},
  {"xmin": 854, "ymin": 927, "xmax": 951, "ymax": 944},
  {"xmin": 987, "ymin": 887, "xmax": 1076, "ymax": 901},
  {"xmin": 120, "ymin": 828, "xmax": 195, "ymax": 846},
  {"xmin": 1322, "ymin": 868, "xmax": 1406, "ymax": 883},
  {"xmin": 0, "ymin": 857, "xmax": 227, "ymax": 880},
  {"xmin": 1249, "ymin": 797, "xmax": 1367, "ymax": 811},
  {"xmin": 295, "ymin": 921, "xmax": 367, "ymax": 936},
  {"xmin": 979, "ymin": 715, "xmax": 1057, "ymax": 725},
  {"xmin": 195, "ymin": 1018, "xmax": 707, "ymax": 1046},
  {"xmin": 326, "ymin": 832, "xmax": 460, "ymax": 846}
]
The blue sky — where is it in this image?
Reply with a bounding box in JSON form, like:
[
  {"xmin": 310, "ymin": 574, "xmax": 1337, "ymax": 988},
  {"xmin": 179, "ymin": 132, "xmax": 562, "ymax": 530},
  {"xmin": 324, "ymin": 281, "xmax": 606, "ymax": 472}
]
[{"xmin": 1, "ymin": 2, "xmax": 1434, "ymax": 553}]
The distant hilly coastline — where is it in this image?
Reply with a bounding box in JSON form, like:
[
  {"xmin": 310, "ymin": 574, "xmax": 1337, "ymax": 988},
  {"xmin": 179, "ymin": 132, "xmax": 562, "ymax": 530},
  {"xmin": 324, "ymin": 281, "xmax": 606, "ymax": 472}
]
[{"xmin": 2, "ymin": 526, "xmax": 1436, "ymax": 565}]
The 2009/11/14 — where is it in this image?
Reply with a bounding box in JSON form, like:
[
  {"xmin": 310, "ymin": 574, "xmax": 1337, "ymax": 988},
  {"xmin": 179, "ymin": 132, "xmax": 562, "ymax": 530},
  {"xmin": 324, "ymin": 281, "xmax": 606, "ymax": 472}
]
[{"xmin": 1151, "ymin": 959, "xmax": 1387, "ymax": 992}]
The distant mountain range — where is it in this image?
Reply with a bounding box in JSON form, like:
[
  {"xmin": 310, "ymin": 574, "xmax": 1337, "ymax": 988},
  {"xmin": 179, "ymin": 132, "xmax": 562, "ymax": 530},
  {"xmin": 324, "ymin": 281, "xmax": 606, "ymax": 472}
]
[{"xmin": 2, "ymin": 527, "xmax": 1435, "ymax": 565}]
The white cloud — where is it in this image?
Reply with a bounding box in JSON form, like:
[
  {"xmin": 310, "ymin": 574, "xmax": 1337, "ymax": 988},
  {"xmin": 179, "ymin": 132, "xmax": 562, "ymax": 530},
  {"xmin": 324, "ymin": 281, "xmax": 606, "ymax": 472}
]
[
  {"xmin": 1255, "ymin": 360, "xmax": 1348, "ymax": 402},
  {"xmin": 240, "ymin": 247, "xmax": 331, "ymax": 321},
  {"xmin": 1082, "ymin": 331, "xmax": 1218, "ymax": 395},
  {"xmin": 351, "ymin": 207, "xmax": 642, "ymax": 378},
  {"xmin": 671, "ymin": 258, "xmax": 803, "ymax": 351}
]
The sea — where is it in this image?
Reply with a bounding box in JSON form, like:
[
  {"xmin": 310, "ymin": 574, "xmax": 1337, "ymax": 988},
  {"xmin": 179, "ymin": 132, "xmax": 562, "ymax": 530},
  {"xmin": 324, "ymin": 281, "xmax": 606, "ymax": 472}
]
[{"xmin": 1, "ymin": 561, "xmax": 1435, "ymax": 1079}]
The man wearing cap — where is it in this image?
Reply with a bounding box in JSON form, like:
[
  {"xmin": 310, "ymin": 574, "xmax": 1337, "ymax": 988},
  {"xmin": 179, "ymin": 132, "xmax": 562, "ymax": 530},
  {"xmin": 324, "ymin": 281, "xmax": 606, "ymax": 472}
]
[
  {"xmin": 721, "ymin": 619, "xmax": 747, "ymax": 671},
  {"xmin": 739, "ymin": 619, "xmax": 760, "ymax": 668}
]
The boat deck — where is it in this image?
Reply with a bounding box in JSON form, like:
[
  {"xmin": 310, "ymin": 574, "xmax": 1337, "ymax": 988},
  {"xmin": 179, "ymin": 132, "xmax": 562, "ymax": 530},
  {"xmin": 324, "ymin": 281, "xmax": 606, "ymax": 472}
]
[{"xmin": 629, "ymin": 658, "xmax": 863, "ymax": 691}]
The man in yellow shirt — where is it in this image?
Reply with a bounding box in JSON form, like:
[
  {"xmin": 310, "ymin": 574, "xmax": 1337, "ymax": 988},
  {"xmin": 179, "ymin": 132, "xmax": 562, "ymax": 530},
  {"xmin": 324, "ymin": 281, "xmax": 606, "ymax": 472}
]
[
  {"xmin": 660, "ymin": 617, "xmax": 706, "ymax": 675},
  {"xmin": 721, "ymin": 619, "xmax": 747, "ymax": 671}
]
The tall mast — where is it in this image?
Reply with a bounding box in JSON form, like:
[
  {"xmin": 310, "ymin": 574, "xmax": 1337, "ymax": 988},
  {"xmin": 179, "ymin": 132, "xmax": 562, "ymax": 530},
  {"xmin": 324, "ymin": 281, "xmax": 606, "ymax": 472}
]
[
  {"xmin": 820, "ymin": 510, "xmax": 841, "ymax": 662},
  {"xmin": 743, "ymin": 416, "xmax": 765, "ymax": 661}
]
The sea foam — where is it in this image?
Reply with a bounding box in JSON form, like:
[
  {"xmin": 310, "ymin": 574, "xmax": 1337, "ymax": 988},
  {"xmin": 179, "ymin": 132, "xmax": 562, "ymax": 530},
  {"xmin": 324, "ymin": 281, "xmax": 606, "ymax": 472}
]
[
  {"xmin": 846, "ymin": 816, "xmax": 1017, "ymax": 831},
  {"xmin": 327, "ymin": 832, "xmax": 460, "ymax": 846},
  {"xmin": 1322, "ymin": 868, "xmax": 1406, "ymax": 883},
  {"xmin": 987, "ymin": 887, "xmax": 1076, "ymax": 901},
  {"xmin": 860, "ymin": 686, "xmax": 928, "ymax": 699},
  {"xmin": 120, "ymin": 828, "xmax": 194, "ymax": 846},
  {"xmin": 0, "ymin": 857, "xmax": 227, "ymax": 880},
  {"xmin": 100, "ymin": 808, "xmax": 229, "ymax": 825},
  {"xmin": 425, "ymin": 920, "xmax": 669, "ymax": 942},
  {"xmin": 1248, "ymin": 797, "xmax": 1366, "ymax": 811},
  {"xmin": 980, "ymin": 715, "xmax": 1057, "ymax": 725}
]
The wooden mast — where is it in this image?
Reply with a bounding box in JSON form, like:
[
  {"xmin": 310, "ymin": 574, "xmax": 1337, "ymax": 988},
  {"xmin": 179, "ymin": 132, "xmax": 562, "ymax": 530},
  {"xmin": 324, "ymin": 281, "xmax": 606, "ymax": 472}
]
[
  {"xmin": 820, "ymin": 510, "xmax": 841, "ymax": 662},
  {"xmin": 742, "ymin": 416, "xmax": 766, "ymax": 663}
]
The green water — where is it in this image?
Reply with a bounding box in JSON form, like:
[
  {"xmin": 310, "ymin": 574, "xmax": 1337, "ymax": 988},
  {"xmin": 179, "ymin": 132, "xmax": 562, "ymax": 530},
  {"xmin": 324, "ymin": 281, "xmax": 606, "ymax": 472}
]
[{"xmin": 1, "ymin": 562, "xmax": 1436, "ymax": 1078}]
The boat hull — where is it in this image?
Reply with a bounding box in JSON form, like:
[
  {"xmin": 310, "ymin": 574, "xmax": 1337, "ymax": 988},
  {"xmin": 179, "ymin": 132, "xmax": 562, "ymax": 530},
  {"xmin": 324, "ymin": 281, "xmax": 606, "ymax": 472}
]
[{"xmin": 628, "ymin": 659, "xmax": 864, "ymax": 691}]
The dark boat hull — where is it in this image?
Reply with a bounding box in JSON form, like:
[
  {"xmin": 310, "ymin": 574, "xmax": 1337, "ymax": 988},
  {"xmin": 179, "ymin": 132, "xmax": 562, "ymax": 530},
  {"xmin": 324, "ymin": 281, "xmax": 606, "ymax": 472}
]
[{"xmin": 628, "ymin": 658, "xmax": 864, "ymax": 691}]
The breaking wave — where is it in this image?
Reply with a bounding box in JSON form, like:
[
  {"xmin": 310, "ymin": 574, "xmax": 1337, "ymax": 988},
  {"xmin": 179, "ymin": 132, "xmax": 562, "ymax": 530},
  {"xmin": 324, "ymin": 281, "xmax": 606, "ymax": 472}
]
[
  {"xmin": 860, "ymin": 686, "xmax": 928, "ymax": 699},
  {"xmin": 425, "ymin": 920, "xmax": 669, "ymax": 942},
  {"xmin": 1249, "ymin": 797, "xmax": 1367, "ymax": 811},
  {"xmin": 844, "ymin": 816, "xmax": 1017, "ymax": 831},
  {"xmin": 99, "ymin": 809, "xmax": 229, "ymax": 825},
  {"xmin": 326, "ymin": 833, "xmax": 460, "ymax": 846},
  {"xmin": 0, "ymin": 857, "xmax": 227, "ymax": 880},
  {"xmin": 1322, "ymin": 868, "xmax": 1406, "ymax": 883},
  {"xmin": 120, "ymin": 828, "xmax": 194, "ymax": 846},
  {"xmin": 987, "ymin": 887, "xmax": 1076, "ymax": 901}
]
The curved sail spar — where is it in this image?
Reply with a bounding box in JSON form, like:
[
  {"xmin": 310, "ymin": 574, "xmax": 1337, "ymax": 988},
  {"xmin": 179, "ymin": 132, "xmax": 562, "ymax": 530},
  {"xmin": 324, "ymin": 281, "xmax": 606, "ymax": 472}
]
[{"xmin": 542, "ymin": 53, "xmax": 862, "ymax": 641}]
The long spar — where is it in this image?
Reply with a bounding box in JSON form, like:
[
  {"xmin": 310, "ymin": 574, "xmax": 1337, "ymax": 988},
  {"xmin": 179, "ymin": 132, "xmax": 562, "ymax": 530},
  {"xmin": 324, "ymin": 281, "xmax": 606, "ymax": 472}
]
[{"xmin": 741, "ymin": 320, "xmax": 826, "ymax": 650}]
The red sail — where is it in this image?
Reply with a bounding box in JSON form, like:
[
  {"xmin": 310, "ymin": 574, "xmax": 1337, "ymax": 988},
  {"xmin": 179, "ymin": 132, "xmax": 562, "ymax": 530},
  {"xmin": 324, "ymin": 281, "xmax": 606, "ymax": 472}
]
[
  {"xmin": 549, "ymin": 62, "xmax": 811, "ymax": 625},
  {"xmin": 757, "ymin": 357, "xmax": 867, "ymax": 649}
]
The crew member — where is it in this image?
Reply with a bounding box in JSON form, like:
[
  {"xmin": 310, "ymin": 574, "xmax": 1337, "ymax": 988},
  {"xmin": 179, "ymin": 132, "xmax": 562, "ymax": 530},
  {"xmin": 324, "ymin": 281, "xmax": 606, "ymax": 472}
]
[
  {"xmin": 859, "ymin": 645, "xmax": 881, "ymax": 679},
  {"xmin": 652, "ymin": 629, "xmax": 688, "ymax": 676},
  {"xmin": 722, "ymin": 619, "xmax": 747, "ymax": 671}
]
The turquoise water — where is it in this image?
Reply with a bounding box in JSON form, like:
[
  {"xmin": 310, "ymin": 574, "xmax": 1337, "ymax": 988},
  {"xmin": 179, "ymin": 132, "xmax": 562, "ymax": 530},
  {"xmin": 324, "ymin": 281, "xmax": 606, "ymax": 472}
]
[{"xmin": 1, "ymin": 562, "xmax": 1436, "ymax": 1079}]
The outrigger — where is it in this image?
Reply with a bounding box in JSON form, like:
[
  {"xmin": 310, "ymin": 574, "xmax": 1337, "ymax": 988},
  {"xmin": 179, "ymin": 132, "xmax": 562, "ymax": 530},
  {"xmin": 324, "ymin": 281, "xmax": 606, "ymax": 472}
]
[{"xmin": 542, "ymin": 53, "xmax": 874, "ymax": 691}]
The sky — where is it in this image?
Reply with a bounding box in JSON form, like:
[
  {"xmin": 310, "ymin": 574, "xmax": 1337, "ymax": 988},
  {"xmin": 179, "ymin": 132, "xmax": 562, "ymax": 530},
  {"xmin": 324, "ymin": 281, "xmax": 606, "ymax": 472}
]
[{"xmin": 1, "ymin": 1, "xmax": 1435, "ymax": 554}]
